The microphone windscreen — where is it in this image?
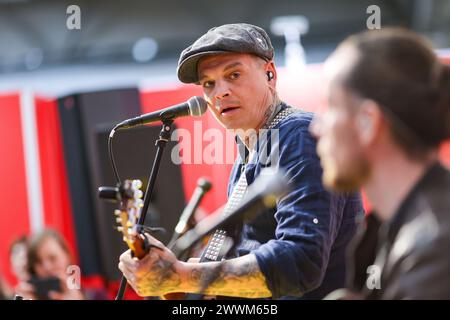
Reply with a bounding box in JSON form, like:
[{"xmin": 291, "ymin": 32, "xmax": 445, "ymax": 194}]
[
  {"xmin": 187, "ymin": 96, "xmax": 208, "ymax": 116},
  {"xmin": 197, "ymin": 177, "xmax": 212, "ymax": 192}
]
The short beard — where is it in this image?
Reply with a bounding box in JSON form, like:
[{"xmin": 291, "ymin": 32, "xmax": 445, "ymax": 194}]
[{"xmin": 322, "ymin": 155, "xmax": 371, "ymax": 193}]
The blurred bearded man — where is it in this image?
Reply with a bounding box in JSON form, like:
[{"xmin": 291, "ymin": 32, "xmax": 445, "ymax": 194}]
[{"xmin": 310, "ymin": 28, "xmax": 450, "ymax": 299}]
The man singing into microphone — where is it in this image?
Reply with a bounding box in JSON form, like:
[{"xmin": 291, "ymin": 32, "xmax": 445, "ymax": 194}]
[{"xmin": 118, "ymin": 23, "xmax": 363, "ymax": 299}]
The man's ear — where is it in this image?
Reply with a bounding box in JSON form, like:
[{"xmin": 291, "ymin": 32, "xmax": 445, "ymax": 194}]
[{"xmin": 356, "ymin": 99, "xmax": 383, "ymax": 146}]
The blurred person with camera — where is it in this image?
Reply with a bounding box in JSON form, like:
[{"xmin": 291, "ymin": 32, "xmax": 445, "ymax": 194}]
[{"xmin": 14, "ymin": 229, "xmax": 85, "ymax": 300}]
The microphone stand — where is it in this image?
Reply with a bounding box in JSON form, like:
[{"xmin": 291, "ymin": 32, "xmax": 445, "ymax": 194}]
[{"xmin": 115, "ymin": 120, "xmax": 173, "ymax": 300}]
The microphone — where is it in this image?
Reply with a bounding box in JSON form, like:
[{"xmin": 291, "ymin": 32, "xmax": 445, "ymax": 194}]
[
  {"xmin": 171, "ymin": 168, "xmax": 290, "ymax": 258},
  {"xmin": 115, "ymin": 96, "xmax": 208, "ymax": 130},
  {"xmin": 168, "ymin": 177, "xmax": 212, "ymax": 249}
]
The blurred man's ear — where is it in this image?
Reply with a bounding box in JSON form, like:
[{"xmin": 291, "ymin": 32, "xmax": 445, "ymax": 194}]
[{"xmin": 356, "ymin": 99, "xmax": 383, "ymax": 146}]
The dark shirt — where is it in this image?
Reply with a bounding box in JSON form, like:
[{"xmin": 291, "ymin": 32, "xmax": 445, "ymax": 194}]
[
  {"xmin": 347, "ymin": 162, "xmax": 450, "ymax": 299},
  {"xmin": 228, "ymin": 103, "xmax": 364, "ymax": 299}
]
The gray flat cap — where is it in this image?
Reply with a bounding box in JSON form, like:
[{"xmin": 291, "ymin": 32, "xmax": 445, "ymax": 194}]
[{"xmin": 177, "ymin": 23, "xmax": 274, "ymax": 83}]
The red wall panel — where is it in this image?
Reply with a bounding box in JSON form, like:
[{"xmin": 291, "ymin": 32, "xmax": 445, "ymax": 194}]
[
  {"xmin": 34, "ymin": 96, "xmax": 79, "ymax": 264},
  {"xmin": 0, "ymin": 93, "xmax": 31, "ymax": 286}
]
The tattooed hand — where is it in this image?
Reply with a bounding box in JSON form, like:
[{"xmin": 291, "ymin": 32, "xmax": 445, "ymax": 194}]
[{"xmin": 118, "ymin": 234, "xmax": 186, "ymax": 297}]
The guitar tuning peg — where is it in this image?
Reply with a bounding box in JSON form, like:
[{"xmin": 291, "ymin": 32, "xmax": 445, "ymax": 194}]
[
  {"xmin": 114, "ymin": 209, "xmax": 121, "ymax": 216},
  {"xmin": 132, "ymin": 180, "xmax": 142, "ymax": 190},
  {"xmin": 116, "ymin": 217, "xmax": 122, "ymax": 224},
  {"xmin": 134, "ymin": 189, "xmax": 143, "ymax": 199},
  {"xmin": 117, "ymin": 226, "xmax": 124, "ymax": 232}
]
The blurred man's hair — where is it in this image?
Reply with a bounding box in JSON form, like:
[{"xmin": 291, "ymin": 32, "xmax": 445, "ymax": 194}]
[{"xmin": 338, "ymin": 28, "xmax": 450, "ymax": 159}]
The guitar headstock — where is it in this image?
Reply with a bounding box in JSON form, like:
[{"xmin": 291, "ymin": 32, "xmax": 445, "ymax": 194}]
[{"xmin": 110, "ymin": 179, "xmax": 147, "ymax": 259}]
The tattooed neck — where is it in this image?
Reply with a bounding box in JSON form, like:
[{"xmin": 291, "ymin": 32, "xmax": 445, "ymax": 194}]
[
  {"xmin": 242, "ymin": 92, "xmax": 281, "ymax": 150},
  {"xmin": 259, "ymin": 93, "xmax": 280, "ymax": 131}
]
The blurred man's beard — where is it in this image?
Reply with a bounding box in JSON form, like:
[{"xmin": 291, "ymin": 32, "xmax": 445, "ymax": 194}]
[{"xmin": 322, "ymin": 155, "xmax": 370, "ymax": 192}]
